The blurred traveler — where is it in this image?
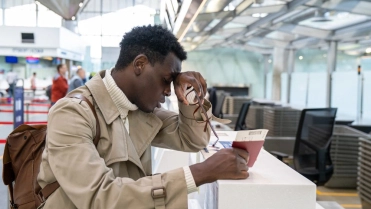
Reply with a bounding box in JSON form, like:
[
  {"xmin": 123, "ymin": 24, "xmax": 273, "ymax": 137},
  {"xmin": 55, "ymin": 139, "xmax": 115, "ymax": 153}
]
[
  {"xmin": 6, "ymin": 69, "xmax": 18, "ymax": 98},
  {"xmin": 88, "ymin": 71, "xmax": 96, "ymax": 80},
  {"xmin": 30, "ymin": 72, "xmax": 37, "ymax": 96},
  {"xmin": 68, "ymin": 68, "xmax": 86, "ymax": 92},
  {"xmin": 51, "ymin": 64, "xmax": 68, "ymax": 105},
  {"xmin": 38, "ymin": 25, "xmax": 249, "ymax": 209}
]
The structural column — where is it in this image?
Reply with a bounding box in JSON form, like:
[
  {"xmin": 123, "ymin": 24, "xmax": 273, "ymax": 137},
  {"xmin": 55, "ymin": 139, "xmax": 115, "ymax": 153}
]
[
  {"xmin": 286, "ymin": 49, "xmax": 296, "ymax": 104},
  {"xmin": 272, "ymin": 48, "xmax": 288, "ymax": 101},
  {"xmin": 263, "ymin": 54, "xmax": 270, "ymax": 99},
  {"xmin": 326, "ymin": 41, "xmax": 338, "ymax": 107}
]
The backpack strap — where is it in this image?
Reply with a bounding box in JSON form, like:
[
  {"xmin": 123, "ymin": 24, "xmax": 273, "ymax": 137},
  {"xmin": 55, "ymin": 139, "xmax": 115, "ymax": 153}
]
[
  {"xmin": 39, "ymin": 94, "xmax": 101, "ymax": 201},
  {"xmin": 68, "ymin": 94, "xmax": 101, "ymax": 147}
]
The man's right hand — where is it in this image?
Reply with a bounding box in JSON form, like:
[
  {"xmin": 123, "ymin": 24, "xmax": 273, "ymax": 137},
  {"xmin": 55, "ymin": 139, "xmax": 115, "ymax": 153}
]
[{"xmin": 189, "ymin": 148, "xmax": 249, "ymax": 187}]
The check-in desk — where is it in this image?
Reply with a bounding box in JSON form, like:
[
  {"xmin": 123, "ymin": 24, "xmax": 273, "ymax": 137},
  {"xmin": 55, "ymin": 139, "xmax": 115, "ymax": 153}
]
[{"xmin": 193, "ymin": 147, "xmax": 323, "ymax": 209}]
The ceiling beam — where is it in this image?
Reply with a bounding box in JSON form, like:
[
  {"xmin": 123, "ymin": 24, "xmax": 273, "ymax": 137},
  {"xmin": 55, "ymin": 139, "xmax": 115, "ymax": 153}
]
[
  {"xmin": 272, "ymin": 23, "xmax": 333, "ymax": 39},
  {"xmin": 225, "ymin": 0, "xmax": 312, "ymax": 42},
  {"xmin": 332, "ymin": 20, "xmax": 371, "ymax": 40},
  {"xmin": 192, "ymin": 0, "xmax": 256, "ymax": 50},
  {"xmin": 305, "ymin": 0, "xmax": 371, "ymax": 16}
]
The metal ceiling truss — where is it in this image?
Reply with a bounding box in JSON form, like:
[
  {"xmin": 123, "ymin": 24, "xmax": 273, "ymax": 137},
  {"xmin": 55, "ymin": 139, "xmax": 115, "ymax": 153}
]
[{"xmin": 181, "ymin": 0, "xmax": 371, "ymax": 55}]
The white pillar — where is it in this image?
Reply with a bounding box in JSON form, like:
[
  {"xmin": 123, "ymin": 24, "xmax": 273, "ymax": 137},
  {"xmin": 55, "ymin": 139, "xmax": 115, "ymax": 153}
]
[
  {"xmin": 286, "ymin": 49, "xmax": 296, "ymax": 104},
  {"xmin": 272, "ymin": 48, "xmax": 288, "ymax": 101},
  {"xmin": 263, "ymin": 54, "xmax": 270, "ymax": 99},
  {"xmin": 326, "ymin": 41, "xmax": 337, "ymax": 107}
]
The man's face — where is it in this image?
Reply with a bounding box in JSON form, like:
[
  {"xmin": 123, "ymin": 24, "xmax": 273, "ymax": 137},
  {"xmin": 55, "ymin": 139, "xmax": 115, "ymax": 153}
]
[{"xmin": 135, "ymin": 53, "xmax": 181, "ymax": 113}]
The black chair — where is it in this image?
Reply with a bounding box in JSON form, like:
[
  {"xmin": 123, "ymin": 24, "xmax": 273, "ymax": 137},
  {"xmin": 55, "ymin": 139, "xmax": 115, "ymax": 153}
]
[
  {"xmin": 234, "ymin": 102, "xmax": 251, "ymax": 131},
  {"xmin": 213, "ymin": 91, "xmax": 226, "ymax": 118},
  {"xmin": 207, "ymin": 87, "xmax": 217, "ymax": 111},
  {"xmin": 271, "ymin": 108, "xmax": 337, "ymax": 185}
]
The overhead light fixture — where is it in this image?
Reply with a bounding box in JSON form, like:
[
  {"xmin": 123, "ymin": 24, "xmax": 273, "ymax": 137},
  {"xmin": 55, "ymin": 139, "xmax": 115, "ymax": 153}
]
[
  {"xmin": 268, "ymin": 59, "xmax": 272, "ymax": 63},
  {"xmin": 252, "ymin": 13, "xmax": 267, "ymax": 18},
  {"xmin": 71, "ymin": 16, "xmax": 76, "ymax": 20},
  {"xmin": 79, "ymin": 2, "xmax": 84, "ymax": 7},
  {"xmin": 312, "ymin": 9, "xmax": 332, "ymax": 22},
  {"xmin": 299, "ymin": 56, "xmax": 303, "ymax": 60},
  {"xmin": 366, "ymin": 48, "xmax": 371, "ymax": 54}
]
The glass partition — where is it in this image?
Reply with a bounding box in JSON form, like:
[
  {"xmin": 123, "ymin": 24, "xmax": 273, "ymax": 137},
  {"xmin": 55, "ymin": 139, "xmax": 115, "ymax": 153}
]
[
  {"xmin": 290, "ymin": 72, "xmax": 308, "ymax": 108},
  {"xmin": 265, "ymin": 72, "xmax": 272, "ymax": 100},
  {"xmin": 331, "ymin": 71, "xmax": 358, "ymax": 120},
  {"xmin": 363, "ymin": 71, "xmax": 371, "ymax": 123},
  {"xmin": 307, "ymin": 72, "xmax": 327, "ymax": 108},
  {"xmin": 281, "ymin": 72, "xmax": 288, "ymax": 104}
]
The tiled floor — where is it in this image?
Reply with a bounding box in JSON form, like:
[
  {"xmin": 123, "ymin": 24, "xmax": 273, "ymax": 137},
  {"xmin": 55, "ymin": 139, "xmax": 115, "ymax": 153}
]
[{"xmin": 317, "ymin": 186, "xmax": 362, "ymax": 209}]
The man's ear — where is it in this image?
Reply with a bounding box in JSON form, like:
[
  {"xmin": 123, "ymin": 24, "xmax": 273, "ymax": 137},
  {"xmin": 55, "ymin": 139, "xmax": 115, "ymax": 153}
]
[{"xmin": 133, "ymin": 54, "xmax": 149, "ymax": 76}]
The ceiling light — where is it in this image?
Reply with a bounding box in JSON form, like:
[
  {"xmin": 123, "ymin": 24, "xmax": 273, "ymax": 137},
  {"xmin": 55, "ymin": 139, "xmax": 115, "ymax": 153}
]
[
  {"xmin": 268, "ymin": 59, "xmax": 272, "ymax": 63},
  {"xmin": 323, "ymin": 54, "xmax": 327, "ymax": 58},
  {"xmin": 71, "ymin": 16, "xmax": 76, "ymax": 20},
  {"xmin": 312, "ymin": 9, "xmax": 332, "ymax": 22},
  {"xmin": 35, "ymin": 1, "xmax": 40, "ymax": 5},
  {"xmin": 366, "ymin": 48, "xmax": 371, "ymax": 54},
  {"xmin": 79, "ymin": 2, "xmax": 83, "ymax": 7},
  {"xmin": 252, "ymin": 13, "xmax": 260, "ymax": 18},
  {"xmin": 299, "ymin": 56, "xmax": 303, "ymax": 60}
]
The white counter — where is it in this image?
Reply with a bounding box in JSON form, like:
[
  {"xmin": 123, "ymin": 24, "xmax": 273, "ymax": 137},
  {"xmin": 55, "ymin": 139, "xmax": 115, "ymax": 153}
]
[{"xmin": 196, "ymin": 145, "xmax": 317, "ymax": 209}]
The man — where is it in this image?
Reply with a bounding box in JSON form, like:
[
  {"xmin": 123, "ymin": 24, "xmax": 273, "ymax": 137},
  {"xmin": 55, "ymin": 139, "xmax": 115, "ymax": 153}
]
[
  {"xmin": 6, "ymin": 69, "xmax": 17, "ymax": 98},
  {"xmin": 68, "ymin": 67, "xmax": 86, "ymax": 92},
  {"xmin": 30, "ymin": 72, "xmax": 37, "ymax": 96},
  {"xmin": 38, "ymin": 25, "xmax": 249, "ymax": 209},
  {"xmin": 51, "ymin": 64, "xmax": 68, "ymax": 105}
]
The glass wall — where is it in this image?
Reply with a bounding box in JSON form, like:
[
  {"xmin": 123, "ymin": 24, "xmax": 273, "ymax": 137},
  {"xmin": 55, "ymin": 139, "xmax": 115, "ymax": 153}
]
[
  {"xmin": 2, "ymin": 2, "xmax": 61, "ymax": 27},
  {"xmin": 363, "ymin": 71, "xmax": 371, "ymax": 123},
  {"xmin": 78, "ymin": 5, "xmax": 155, "ymax": 72},
  {"xmin": 183, "ymin": 48, "xmax": 265, "ymax": 98},
  {"xmin": 272, "ymin": 49, "xmax": 369, "ymax": 123}
]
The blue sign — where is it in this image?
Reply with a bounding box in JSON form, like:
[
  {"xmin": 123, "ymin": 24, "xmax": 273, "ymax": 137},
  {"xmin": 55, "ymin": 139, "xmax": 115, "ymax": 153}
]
[{"xmin": 13, "ymin": 82, "xmax": 24, "ymax": 129}]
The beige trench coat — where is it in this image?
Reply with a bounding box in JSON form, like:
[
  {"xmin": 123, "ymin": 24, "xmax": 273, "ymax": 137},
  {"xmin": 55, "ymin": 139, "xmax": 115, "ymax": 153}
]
[{"xmin": 37, "ymin": 71, "xmax": 212, "ymax": 209}]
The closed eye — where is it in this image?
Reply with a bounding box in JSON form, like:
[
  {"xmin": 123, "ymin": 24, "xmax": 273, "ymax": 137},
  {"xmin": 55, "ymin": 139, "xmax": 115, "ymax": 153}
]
[{"xmin": 163, "ymin": 78, "xmax": 172, "ymax": 84}]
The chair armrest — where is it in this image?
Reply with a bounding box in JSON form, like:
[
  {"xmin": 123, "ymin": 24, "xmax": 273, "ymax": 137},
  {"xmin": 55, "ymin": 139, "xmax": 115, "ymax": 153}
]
[{"xmin": 270, "ymin": 151, "xmax": 289, "ymax": 161}]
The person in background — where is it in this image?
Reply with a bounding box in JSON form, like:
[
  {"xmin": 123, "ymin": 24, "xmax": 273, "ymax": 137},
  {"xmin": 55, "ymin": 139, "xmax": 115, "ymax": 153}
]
[
  {"xmin": 88, "ymin": 72, "xmax": 96, "ymax": 80},
  {"xmin": 30, "ymin": 72, "xmax": 37, "ymax": 97},
  {"xmin": 51, "ymin": 64, "xmax": 68, "ymax": 105},
  {"xmin": 68, "ymin": 68, "xmax": 86, "ymax": 92},
  {"xmin": 6, "ymin": 69, "xmax": 18, "ymax": 98}
]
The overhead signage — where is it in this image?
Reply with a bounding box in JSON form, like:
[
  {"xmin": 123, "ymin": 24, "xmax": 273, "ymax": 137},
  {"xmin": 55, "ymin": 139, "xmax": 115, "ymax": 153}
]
[{"xmin": 12, "ymin": 48, "xmax": 44, "ymax": 54}]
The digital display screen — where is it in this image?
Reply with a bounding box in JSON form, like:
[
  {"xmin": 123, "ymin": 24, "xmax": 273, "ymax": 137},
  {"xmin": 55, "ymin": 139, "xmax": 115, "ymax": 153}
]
[
  {"xmin": 5, "ymin": 56, "xmax": 18, "ymax": 64},
  {"xmin": 26, "ymin": 56, "xmax": 40, "ymax": 64}
]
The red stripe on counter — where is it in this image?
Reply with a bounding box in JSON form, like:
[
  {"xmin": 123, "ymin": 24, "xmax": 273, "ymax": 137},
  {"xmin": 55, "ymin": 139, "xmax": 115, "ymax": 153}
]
[
  {"xmin": 0, "ymin": 110, "xmax": 48, "ymax": 114},
  {"xmin": 0, "ymin": 121, "xmax": 47, "ymax": 125}
]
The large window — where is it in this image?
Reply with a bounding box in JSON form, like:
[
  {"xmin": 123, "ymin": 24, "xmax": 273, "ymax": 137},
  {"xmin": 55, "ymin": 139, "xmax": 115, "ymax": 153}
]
[
  {"xmin": 0, "ymin": 9, "xmax": 3, "ymax": 25},
  {"xmin": 331, "ymin": 71, "xmax": 358, "ymax": 120},
  {"xmin": 5, "ymin": 4, "xmax": 36, "ymax": 26},
  {"xmin": 37, "ymin": 4, "xmax": 62, "ymax": 27},
  {"xmin": 78, "ymin": 5, "xmax": 155, "ymax": 67},
  {"xmin": 363, "ymin": 71, "xmax": 371, "ymax": 123}
]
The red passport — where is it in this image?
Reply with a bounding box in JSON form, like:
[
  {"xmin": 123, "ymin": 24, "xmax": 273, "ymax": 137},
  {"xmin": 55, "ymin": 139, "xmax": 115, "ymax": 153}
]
[
  {"xmin": 232, "ymin": 141, "xmax": 265, "ymax": 167},
  {"xmin": 216, "ymin": 130, "xmax": 268, "ymax": 167}
]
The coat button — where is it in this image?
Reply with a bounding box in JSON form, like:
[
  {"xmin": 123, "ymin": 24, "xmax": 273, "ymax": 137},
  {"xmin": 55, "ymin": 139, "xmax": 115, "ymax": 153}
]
[{"xmin": 24, "ymin": 136, "xmax": 27, "ymax": 140}]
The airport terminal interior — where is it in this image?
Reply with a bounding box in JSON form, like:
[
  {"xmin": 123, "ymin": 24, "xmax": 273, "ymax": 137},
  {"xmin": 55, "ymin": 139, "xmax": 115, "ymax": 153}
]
[{"xmin": 1, "ymin": 0, "xmax": 371, "ymax": 208}]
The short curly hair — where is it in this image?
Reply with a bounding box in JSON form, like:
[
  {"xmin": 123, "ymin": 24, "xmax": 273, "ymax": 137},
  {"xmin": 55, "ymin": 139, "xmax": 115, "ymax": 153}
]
[{"xmin": 114, "ymin": 25, "xmax": 187, "ymax": 70}]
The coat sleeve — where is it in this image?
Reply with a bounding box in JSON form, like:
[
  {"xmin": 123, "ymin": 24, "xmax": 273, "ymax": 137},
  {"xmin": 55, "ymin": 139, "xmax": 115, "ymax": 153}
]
[
  {"xmin": 43, "ymin": 98, "xmax": 188, "ymax": 209},
  {"xmin": 151, "ymin": 99, "xmax": 212, "ymax": 152}
]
